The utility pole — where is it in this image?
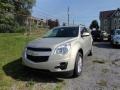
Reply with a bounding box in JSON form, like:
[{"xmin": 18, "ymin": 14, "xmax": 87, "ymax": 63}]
[
  {"xmin": 73, "ymin": 19, "xmax": 74, "ymax": 25},
  {"xmin": 67, "ymin": 7, "xmax": 70, "ymax": 26},
  {"xmin": 29, "ymin": 16, "xmax": 32, "ymax": 35},
  {"xmin": 29, "ymin": 9, "xmax": 32, "ymax": 35},
  {"xmin": 46, "ymin": 17, "xmax": 48, "ymax": 27}
]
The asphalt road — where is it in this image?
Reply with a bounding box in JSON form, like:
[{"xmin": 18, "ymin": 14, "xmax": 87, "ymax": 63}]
[{"xmin": 64, "ymin": 41, "xmax": 120, "ymax": 90}]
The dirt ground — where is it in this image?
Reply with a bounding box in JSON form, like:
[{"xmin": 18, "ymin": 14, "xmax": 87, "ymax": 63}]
[{"xmin": 64, "ymin": 42, "xmax": 120, "ymax": 90}]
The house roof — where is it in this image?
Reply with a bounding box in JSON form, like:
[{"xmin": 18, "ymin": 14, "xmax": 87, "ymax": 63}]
[
  {"xmin": 100, "ymin": 8, "xmax": 120, "ymax": 19},
  {"xmin": 100, "ymin": 10, "xmax": 115, "ymax": 19}
]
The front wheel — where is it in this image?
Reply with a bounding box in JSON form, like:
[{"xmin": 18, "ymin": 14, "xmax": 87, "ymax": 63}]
[{"xmin": 73, "ymin": 52, "xmax": 83, "ymax": 77}]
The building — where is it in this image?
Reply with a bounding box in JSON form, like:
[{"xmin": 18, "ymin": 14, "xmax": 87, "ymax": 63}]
[
  {"xmin": 26, "ymin": 16, "xmax": 46, "ymax": 27},
  {"xmin": 100, "ymin": 8, "xmax": 120, "ymax": 33}
]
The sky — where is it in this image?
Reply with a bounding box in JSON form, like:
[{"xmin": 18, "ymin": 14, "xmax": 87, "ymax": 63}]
[{"xmin": 32, "ymin": 0, "xmax": 120, "ymax": 26}]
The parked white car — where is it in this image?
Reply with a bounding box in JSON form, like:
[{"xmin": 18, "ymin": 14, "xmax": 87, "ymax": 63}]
[
  {"xmin": 22, "ymin": 26, "xmax": 93, "ymax": 77},
  {"xmin": 111, "ymin": 29, "xmax": 120, "ymax": 47}
]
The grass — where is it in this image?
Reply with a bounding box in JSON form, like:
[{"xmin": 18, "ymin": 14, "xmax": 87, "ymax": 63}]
[{"xmin": 0, "ymin": 29, "xmax": 52, "ymax": 90}]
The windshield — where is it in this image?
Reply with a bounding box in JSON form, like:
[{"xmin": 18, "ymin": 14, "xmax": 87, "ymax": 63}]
[
  {"xmin": 43, "ymin": 27, "xmax": 79, "ymax": 38},
  {"xmin": 115, "ymin": 30, "xmax": 120, "ymax": 35}
]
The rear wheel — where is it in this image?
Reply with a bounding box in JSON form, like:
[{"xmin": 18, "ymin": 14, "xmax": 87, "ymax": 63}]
[
  {"xmin": 88, "ymin": 43, "xmax": 93, "ymax": 56},
  {"xmin": 88, "ymin": 47, "xmax": 93, "ymax": 56},
  {"xmin": 111, "ymin": 41, "xmax": 116, "ymax": 48},
  {"xmin": 73, "ymin": 52, "xmax": 83, "ymax": 77}
]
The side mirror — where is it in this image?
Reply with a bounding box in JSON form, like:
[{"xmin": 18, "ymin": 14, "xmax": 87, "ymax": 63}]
[{"xmin": 81, "ymin": 32, "xmax": 90, "ymax": 37}]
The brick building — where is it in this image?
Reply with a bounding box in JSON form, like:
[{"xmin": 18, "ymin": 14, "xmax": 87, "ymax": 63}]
[{"xmin": 100, "ymin": 8, "xmax": 120, "ymax": 33}]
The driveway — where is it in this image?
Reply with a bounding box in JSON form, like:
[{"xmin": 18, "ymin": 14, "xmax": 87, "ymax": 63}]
[{"xmin": 64, "ymin": 42, "xmax": 120, "ymax": 90}]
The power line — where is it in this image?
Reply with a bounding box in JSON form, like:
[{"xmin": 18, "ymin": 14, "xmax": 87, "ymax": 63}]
[
  {"xmin": 33, "ymin": 8, "xmax": 68, "ymax": 25},
  {"xmin": 33, "ymin": 6, "xmax": 66, "ymax": 21}
]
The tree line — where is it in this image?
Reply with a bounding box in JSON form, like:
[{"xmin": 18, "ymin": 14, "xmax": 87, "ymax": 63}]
[
  {"xmin": 0, "ymin": 0, "xmax": 36, "ymax": 33},
  {"xmin": 0, "ymin": 0, "xmax": 60, "ymax": 33},
  {"xmin": 47, "ymin": 19, "xmax": 59, "ymax": 29}
]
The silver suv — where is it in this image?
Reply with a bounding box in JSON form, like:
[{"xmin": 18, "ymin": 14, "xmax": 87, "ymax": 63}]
[
  {"xmin": 111, "ymin": 29, "xmax": 120, "ymax": 47},
  {"xmin": 22, "ymin": 26, "xmax": 93, "ymax": 77}
]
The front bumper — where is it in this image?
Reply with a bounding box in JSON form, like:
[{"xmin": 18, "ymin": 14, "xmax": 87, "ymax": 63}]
[
  {"xmin": 113, "ymin": 40, "xmax": 120, "ymax": 45},
  {"xmin": 22, "ymin": 51, "xmax": 74, "ymax": 72}
]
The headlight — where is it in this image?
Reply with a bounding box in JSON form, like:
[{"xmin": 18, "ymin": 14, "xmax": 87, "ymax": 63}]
[{"xmin": 53, "ymin": 43, "xmax": 71, "ymax": 55}]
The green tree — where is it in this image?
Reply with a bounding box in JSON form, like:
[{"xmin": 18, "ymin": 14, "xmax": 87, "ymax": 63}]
[
  {"xmin": 0, "ymin": 0, "xmax": 15, "ymax": 32},
  {"xmin": 0, "ymin": 0, "xmax": 36, "ymax": 33},
  {"xmin": 47, "ymin": 19, "xmax": 59, "ymax": 29},
  {"xmin": 89, "ymin": 20, "xmax": 99, "ymax": 30},
  {"xmin": 13, "ymin": 0, "xmax": 36, "ymax": 25},
  {"xmin": 55, "ymin": 19, "xmax": 59, "ymax": 27}
]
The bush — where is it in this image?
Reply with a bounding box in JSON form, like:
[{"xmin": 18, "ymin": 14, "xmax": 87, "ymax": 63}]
[
  {"xmin": 0, "ymin": 24, "xmax": 14, "ymax": 33},
  {"xmin": 14, "ymin": 26, "xmax": 27, "ymax": 33},
  {"xmin": 0, "ymin": 23, "xmax": 27, "ymax": 33}
]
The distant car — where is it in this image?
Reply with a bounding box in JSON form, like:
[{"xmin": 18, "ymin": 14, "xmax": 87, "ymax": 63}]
[
  {"xmin": 91, "ymin": 30, "xmax": 102, "ymax": 41},
  {"xmin": 110, "ymin": 29, "xmax": 120, "ymax": 47},
  {"xmin": 22, "ymin": 25, "xmax": 93, "ymax": 77},
  {"xmin": 101, "ymin": 31, "xmax": 108, "ymax": 38}
]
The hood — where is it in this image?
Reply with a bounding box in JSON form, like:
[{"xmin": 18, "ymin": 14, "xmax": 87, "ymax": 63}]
[{"xmin": 27, "ymin": 37, "xmax": 76, "ymax": 49}]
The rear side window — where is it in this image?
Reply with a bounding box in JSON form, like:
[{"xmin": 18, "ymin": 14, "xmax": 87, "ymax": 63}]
[{"xmin": 111, "ymin": 30, "xmax": 115, "ymax": 35}]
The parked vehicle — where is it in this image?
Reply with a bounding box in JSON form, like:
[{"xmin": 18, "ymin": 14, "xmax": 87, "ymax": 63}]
[
  {"xmin": 91, "ymin": 30, "xmax": 102, "ymax": 41},
  {"xmin": 22, "ymin": 26, "xmax": 93, "ymax": 77},
  {"xmin": 110, "ymin": 29, "xmax": 120, "ymax": 47},
  {"xmin": 101, "ymin": 31, "xmax": 108, "ymax": 39}
]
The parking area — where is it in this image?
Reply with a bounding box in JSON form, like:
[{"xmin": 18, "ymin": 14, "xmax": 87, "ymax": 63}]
[
  {"xmin": 1, "ymin": 34, "xmax": 120, "ymax": 90},
  {"xmin": 64, "ymin": 42, "xmax": 120, "ymax": 90}
]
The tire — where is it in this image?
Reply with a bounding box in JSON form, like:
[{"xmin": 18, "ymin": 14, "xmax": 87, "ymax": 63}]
[
  {"xmin": 111, "ymin": 41, "xmax": 115, "ymax": 48},
  {"xmin": 110, "ymin": 41, "xmax": 113, "ymax": 45},
  {"xmin": 112, "ymin": 44, "xmax": 116, "ymax": 48},
  {"xmin": 88, "ymin": 50, "xmax": 92, "ymax": 56},
  {"xmin": 73, "ymin": 52, "xmax": 83, "ymax": 77},
  {"xmin": 88, "ymin": 47, "xmax": 93, "ymax": 56}
]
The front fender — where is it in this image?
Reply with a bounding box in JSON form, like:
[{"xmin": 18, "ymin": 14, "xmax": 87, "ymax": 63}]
[{"xmin": 70, "ymin": 41, "xmax": 82, "ymax": 68}]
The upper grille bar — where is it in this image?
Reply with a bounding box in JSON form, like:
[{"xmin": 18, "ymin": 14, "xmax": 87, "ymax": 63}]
[{"xmin": 27, "ymin": 47, "xmax": 52, "ymax": 52}]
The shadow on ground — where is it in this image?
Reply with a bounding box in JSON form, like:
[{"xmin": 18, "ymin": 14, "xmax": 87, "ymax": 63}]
[
  {"xmin": 94, "ymin": 42, "xmax": 112, "ymax": 49},
  {"xmin": 93, "ymin": 42, "xmax": 120, "ymax": 49},
  {"xmin": 3, "ymin": 58, "xmax": 63, "ymax": 83}
]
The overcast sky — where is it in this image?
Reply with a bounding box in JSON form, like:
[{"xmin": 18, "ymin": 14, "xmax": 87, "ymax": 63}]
[{"xmin": 32, "ymin": 0, "xmax": 120, "ymax": 26}]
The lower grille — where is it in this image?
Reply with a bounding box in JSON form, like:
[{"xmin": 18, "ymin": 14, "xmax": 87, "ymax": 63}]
[{"xmin": 27, "ymin": 55, "xmax": 49, "ymax": 62}]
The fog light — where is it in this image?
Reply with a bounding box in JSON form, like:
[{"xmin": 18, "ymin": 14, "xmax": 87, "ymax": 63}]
[{"xmin": 55, "ymin": 62, "xmax": 68, "ymax": 70}]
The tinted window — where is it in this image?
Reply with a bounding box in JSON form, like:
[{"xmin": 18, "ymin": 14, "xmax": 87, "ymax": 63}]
[
  {"xmin": 111, "ymin": 30, "xmax": 115, "ymax": 35},
  {"xmin": 43, "ymin": 27, "xmax": 79, "ymax": 38},
  {"xmin": 115, "ymin": 30, "xmax": 120, "ymax": 35}
]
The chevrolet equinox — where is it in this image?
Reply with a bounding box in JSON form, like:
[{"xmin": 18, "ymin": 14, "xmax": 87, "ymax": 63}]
[{"xmin": 22, "ymin": 25, "xmax": 93, "ymax": 77}]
